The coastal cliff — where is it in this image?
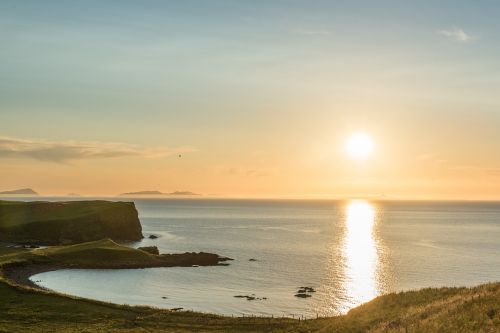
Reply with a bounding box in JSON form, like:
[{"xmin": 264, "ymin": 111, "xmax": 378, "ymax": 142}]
[{"xmin": 0, "ymin": 200, "xmax": 143, "ymax": 244}]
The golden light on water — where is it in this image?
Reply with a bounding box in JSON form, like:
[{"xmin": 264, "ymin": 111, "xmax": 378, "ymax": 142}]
[{"xmin": 341, "ymin": 200, "xmax": 379, "ymax": 310}]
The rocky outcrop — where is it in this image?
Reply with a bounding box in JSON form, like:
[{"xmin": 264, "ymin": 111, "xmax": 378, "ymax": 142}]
[
  {"xmin": 294, "ymin": 286, "xmax": 316, "ymax": 298},
  {"xmin": 158, "ymin": 252, "xmax": 232, "ymax": 267},
  {"xmin": 234, "ymin": 294, "xmax": 267, "ymax": 301}
]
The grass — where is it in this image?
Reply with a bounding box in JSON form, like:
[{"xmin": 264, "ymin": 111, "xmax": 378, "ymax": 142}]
[
  {"xmin": 0, "ymin": 200, "xmax": 131, "ymax": 227},
  {"xmin": 2, "ymin": 239, "xmax": 157, "ymax": 268},
  {"xmin": 0, "ymin": 244, "xmax": 498, "ymax": 332},
  {"xmin": 1, "ymin": 239, "xmax": 229, "ymax": 274},
  {"xmin": 0, "ymin": 200, "xmax": 142, "ymax": 244}
]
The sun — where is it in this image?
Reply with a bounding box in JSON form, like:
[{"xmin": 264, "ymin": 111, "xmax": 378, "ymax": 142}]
[{"xmin": 345, "ymin": 133, "xmax": 374, "ymax": 160}]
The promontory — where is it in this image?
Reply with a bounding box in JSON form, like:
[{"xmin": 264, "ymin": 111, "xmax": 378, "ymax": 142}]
[{"xmin": 0, "ymin": 200, "xmax": 143, "ymax": 245}]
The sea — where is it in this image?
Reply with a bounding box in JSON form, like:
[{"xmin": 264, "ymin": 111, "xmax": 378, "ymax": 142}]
[{"xmin": 24, "ymin": 198, "xmax": 500, "ymax": 318}]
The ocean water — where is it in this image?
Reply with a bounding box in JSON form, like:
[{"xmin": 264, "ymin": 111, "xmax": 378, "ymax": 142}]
[{"xmin": 30, "ymin": 199, "xmax": 500, "ymax": 318}]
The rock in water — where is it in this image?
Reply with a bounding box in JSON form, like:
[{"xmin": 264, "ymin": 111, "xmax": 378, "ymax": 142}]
[
  {"xmin": 295, "ymin": 286, "xmax": 316, "ymax": 298},
  {"xmin": 233, "ymin": 295, "xmax": 266, "ymax": 301}
]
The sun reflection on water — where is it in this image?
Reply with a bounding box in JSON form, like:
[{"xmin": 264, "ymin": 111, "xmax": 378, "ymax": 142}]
[{"xmin": 341, "ymin": 200, "xmax": 379, "ymax": 311}]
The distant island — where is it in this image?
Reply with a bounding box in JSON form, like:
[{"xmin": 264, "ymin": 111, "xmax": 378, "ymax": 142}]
[
  {"xmin": 0, "ymin": 188, "xmax": 39, "ymax": 195},
  {"xmin": 120, "ymin": 190, "xmax": 200, "ymax": 196}
]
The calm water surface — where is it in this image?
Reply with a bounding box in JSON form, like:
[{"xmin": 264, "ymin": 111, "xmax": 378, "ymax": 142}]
[{"xmin": 30, "ymin": 199, "xmax": 500, "ymax": 317}]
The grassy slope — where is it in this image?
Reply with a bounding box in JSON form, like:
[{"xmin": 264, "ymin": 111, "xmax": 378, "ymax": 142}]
[
  {"xmin": 0, "ymin": 200, "xmax": 127, "ymax": 227},
  {"xmin": 2, "ymin": 239, "xmax": 158, "ymax": 267},
  {"xmin": 1, "ymin": 239, "xmax": 229, "ymax": 272},
  {"xmin": 0, "ymin": 245, "xmax": 499, "ymax": 332}
]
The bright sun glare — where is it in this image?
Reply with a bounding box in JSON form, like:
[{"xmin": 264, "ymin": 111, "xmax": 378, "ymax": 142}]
[{"xmin": 345, "ymin": 133, "xmax": 374, "ymax": 160}]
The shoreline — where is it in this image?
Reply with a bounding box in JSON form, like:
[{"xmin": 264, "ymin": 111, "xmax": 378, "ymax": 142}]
[
  {"xmin": 3, "ymin": 263, "xmax": 231, "ymax": 290},
  {"xmin": 1, "ymin": 251, "xmax": 233, "ymax": 291},
  {"xmin": 2, "ymin": 263, "xmax": 60, "ymax": 289},
  {"xmin": 1, "ymin": 250, "xmax": 499, "ymax": 331}
]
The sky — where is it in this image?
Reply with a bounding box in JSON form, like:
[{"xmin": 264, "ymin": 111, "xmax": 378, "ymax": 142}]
[{"xmin": 1, "ymin": 0, "xmax": 500, "ymax": 199}]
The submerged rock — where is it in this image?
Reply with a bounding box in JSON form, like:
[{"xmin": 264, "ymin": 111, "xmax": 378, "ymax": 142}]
[
  {"xmin": 234, "ymin": 294, "xmax": 267, "ymax": 301},
  {"xmin": 149, "ymin": 234, "xmax": 159, "ymax": 239},
  {"xmin": 295, "ymin": 286, "xmax": 316, "ymax": 298}
]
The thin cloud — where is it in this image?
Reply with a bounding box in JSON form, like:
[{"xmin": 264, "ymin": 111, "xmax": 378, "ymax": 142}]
[
  {"xmin": 0, "ymin": 136, "xmax": 194, "ymax": 163},
  {"xmin": 219, "ymin": 166, "xmax": 269, "ymax": 178},
  {"xmin": 438, "ymin": 26, "xmax": 474, "ymax": 42},
  {"xmin": 452, "ymin": 165, "xmax": 500, "ymax": 177}
]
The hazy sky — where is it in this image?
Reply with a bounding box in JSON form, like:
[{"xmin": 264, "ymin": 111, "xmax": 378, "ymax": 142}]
[{"xmin": 1, "ymin": 0, "xmax": 500, "ymax": 199}]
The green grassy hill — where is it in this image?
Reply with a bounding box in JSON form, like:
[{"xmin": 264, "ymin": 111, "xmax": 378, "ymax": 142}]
[
  {"xmin": 0, "ymin": 200, "xmax": 143, "ymax": 244},
  {"xmin": 0, "ymin": 243, "xmax": 498, "ymax": 332},
  {"xmin": 2, "ymin": 239, "xmax": 157, "ymax": 268},
  {"xmin": 1, "ymin": 239, "xmax": 230, "ymax": 272}
]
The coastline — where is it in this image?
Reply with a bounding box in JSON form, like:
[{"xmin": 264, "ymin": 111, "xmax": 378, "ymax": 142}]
[
  {"xmin": 2, "ymin": 263, "xmax": 60, "ymax": 289},
  {"xmin": 1, "ymin": 247, "xmax": 499, "ymax": 332},
  {"xmin": 0, "ymin": 238, "xmax": 232, "ymax": 299},
  {"xmin": 1, "ymin": 258, "xmax": 232, "ymax": 291},
  {"xmin": 1, "ymin": 199, "xmax": 499, "ymax": 331},
  {"xmin": 2, "ymin": 261, "xmax": 229, "ymax": 291}
]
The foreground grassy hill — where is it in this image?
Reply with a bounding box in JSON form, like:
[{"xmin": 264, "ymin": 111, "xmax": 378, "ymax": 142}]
[
  {"xmin": 0, "ymin": 200, "xmax": 143, "ymax": 244},
  {"xmin": 0, "ymin": 243, "xmax": 498, "ymax": 332}
]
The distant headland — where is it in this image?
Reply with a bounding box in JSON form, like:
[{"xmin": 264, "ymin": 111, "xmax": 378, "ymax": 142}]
[
  {"xmin": 0, "ymin": 188, "xmax": 39, "ymax": 195},
  {"xmin": 120, "ymin": 190, "xmax": 200, "ymax": 196}
]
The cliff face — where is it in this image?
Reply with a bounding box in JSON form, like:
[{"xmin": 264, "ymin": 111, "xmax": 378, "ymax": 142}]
[{"xmin": 0, "ymin": 200, "xmax": 143, "ymax": 244}]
